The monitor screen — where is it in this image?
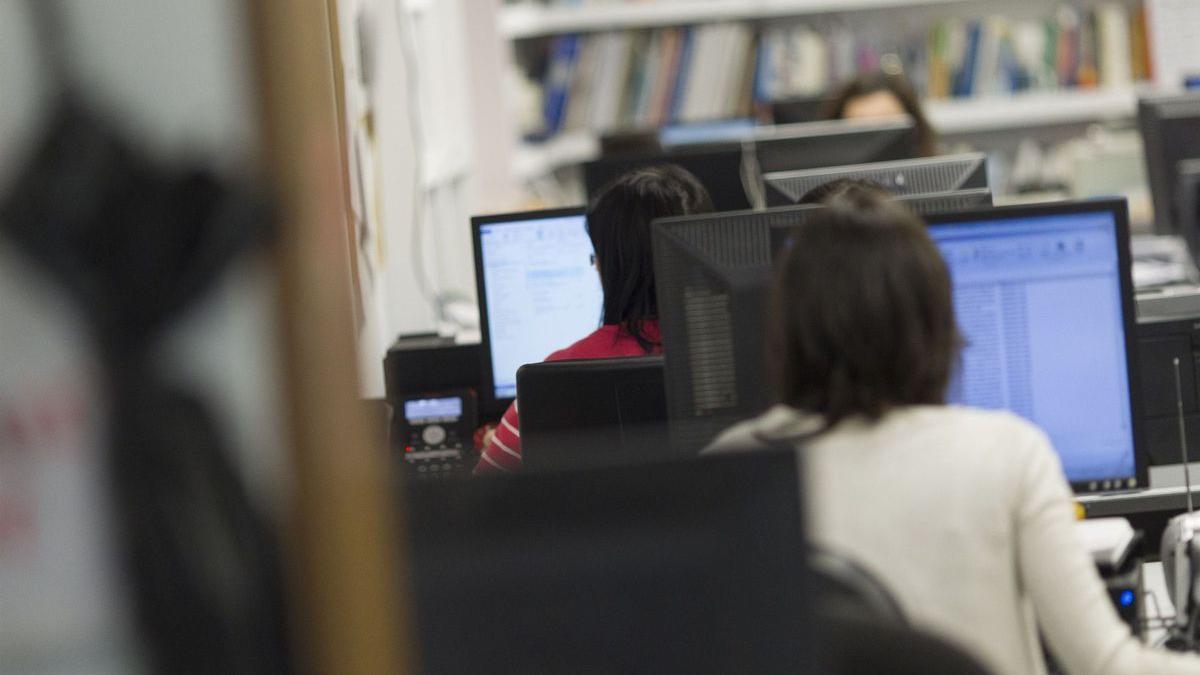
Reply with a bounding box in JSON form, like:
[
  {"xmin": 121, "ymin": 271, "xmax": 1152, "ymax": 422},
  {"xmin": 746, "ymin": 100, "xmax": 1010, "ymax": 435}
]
[
  {"xmin": 475, "ymin": 210, "xmax": 603, "ymax": 400},
  {"xmin": 926, "ymin": 207, "xmax": 1138, "ymax": 489},
  {"xmin": 404, "ymin": 396, "xmax": 463, "ymax": 424}
]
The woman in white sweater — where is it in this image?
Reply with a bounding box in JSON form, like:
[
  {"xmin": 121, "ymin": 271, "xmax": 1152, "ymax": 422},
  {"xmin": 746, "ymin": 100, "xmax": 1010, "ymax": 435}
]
[{"xmin": 708, "ymin": 188, "xmax": 1200, "ymax": 675}]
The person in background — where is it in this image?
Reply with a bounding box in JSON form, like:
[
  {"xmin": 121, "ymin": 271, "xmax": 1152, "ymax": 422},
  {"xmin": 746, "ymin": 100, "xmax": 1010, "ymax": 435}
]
[
  {"xmin": 474, "ymin": 164, "xmax": 713, "ymax": 474},
  {"xmin": 826, "ymin": 69, "xmax": 938, "ymax": 157},
  {"xmin": 707, "ymin": 187, "xmax": 1200, "ymax": 675}
]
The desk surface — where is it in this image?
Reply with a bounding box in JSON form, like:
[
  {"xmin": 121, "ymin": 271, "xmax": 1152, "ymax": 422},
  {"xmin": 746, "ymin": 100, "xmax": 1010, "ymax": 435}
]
[{"xmin": 1079, "ymin": 465, "xmax": 1200, "ymax": 517}]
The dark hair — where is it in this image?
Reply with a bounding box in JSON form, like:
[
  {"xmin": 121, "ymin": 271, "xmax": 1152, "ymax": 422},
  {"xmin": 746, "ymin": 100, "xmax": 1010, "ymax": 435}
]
[
  {"xmin": 825, "ymin": 72, "xmax": 937, "ymax": 157},
  {"xmin": 797, "ymin": 177, "xmax": 890, "ymax": 205},
  {"xmin": 772, "ymin": 187, "xmax": 961, "ymax": 430},
  {"xmin": 588, "ymin": 164, "xmax": 714, "ymax": 351}
]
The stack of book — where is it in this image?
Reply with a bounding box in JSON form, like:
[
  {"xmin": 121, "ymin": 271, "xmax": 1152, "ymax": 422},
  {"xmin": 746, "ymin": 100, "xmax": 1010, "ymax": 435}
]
[
  {"xmin": 919, "ymin": 4, "xmax": 1150, "ymax": 99},
  {"xmin": 542, "ymin": 23, "xmax": 756, "ymax": 136},
  {"xmin": 527, "ymin": 2, "xmax": 1152, "ymax": 140}
]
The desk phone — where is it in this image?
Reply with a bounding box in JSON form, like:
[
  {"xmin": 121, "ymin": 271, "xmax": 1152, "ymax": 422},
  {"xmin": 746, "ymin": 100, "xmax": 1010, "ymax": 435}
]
[{"xmin": 396, "ymin": 390, "xmax": 477, "ymax": 480}]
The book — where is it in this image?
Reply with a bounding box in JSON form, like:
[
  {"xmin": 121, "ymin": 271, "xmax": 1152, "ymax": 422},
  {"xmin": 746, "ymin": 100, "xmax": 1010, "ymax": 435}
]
[
  {"xmin": 542, "ymin": 34, "xmax": 580, "ymax": 134},
  {"xmin": 525, "ymin": 1, "xmax": 1153, "ymax": 140},
  {"xmin": 1097, "ymin": 3, "xmax": 1133, "ymax": 87}
]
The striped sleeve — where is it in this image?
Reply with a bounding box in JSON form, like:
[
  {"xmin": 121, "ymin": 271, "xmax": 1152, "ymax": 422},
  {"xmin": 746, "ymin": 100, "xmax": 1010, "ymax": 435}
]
[{"xmin": 474, "ymin": 401, "xmax": 523, "ymax": 474}]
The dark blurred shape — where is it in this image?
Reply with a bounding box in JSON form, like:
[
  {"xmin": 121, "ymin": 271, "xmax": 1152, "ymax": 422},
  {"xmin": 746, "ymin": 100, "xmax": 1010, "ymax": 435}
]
[
  {"xmin": 825, "ymin": 614, "xmax": 993, "ymax": 675},
  {"xmin": 1138, "ymin": 92, "xmax": 1200, "ymax": 235},
  {"xmin": 771, "ymin": 94, "xmax": 838, "ymax": 125},
  {"xmin": 598, "ymin": 129, "xmax": 662, "ymax": 157},
  {"xmin": 405, "ymin": 450, "xmax": 820, "ymax": 675},
  {"xmin": 517, "ymin": 356, "xmax": 669, "ymax": 471},
  {"xmin": 585, "ymin": 143, "xmax": 752, "ymax": 212},
  {"xmin": 0, "ymin": 94, "xmax": 290, "ymax": 673}
]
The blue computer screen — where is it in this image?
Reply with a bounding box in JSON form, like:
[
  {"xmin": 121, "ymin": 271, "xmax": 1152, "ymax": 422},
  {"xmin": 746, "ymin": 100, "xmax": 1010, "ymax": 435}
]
[
  {"xmin": 479, "ymin": 214, "xmax": 603, "ymax": 399},
  {"xmin": 927, "ymin": 210, "xmax": 1136, "ymax": 487}
]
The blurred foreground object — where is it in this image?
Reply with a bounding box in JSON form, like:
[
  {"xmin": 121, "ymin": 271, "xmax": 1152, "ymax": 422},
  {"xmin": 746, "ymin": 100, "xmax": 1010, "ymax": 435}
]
[{"xmin": 1, "ymin": 96, "xmax": 288, "ymax": 673}]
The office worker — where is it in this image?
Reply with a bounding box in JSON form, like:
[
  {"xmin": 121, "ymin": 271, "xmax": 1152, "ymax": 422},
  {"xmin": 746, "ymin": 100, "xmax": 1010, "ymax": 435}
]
[
  {"xmin": 475, "ymin": 165, "xmax": 713, "ymax": 474},
  {"xmin": 826, "ymin": 69, "xmax": 938, "ymax": 157},
  {"xmin": 707, "ymin": 188, "xmax": 1200, "ymax": 675}
]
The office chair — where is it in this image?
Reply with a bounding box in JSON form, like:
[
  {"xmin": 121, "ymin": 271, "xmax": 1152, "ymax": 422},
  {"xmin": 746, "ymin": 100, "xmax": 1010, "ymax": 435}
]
[
  {"xmin": 825, "ymin": 613, "xmax": 994, "ymax": 675},
  {"xmin": 811, "ymin": 547, "xmax": 907, "ymax": 625},
  {"xmin": 516, "ymin": 356, "xmax": 673, "ymax": 471},
  {"xmin": 810, "ymin": 549, "xmax": 992, "ymax": 674}
]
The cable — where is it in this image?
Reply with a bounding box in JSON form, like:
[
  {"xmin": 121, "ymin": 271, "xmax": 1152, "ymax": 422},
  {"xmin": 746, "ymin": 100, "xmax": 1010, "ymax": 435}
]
[{"xmin": 393, "ymin": 0, "xmax": 440, "ymax": 319}]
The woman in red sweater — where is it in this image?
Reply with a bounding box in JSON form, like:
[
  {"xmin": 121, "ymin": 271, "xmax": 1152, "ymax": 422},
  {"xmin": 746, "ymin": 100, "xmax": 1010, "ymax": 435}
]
[{"xmin": 475, "ymin": 165, "xmax": 713, "ymax": 473}]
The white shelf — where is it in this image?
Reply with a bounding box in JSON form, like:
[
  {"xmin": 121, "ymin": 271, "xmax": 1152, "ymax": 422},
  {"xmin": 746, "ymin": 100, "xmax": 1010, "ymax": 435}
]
[
  {"xmin": 500, "ymin": 0, "xmax": 971, "ymax": 39},
  {"xmin": 926, "ymin": 87, "xmax": 1139, "ymax": 135},
  {"xmin": 512, "ymin": 88, "xmax": 1143, "ymax": 178},
  {"xmin": 513, "ymin": 130, "xmax": 600, "ymax": 180}
]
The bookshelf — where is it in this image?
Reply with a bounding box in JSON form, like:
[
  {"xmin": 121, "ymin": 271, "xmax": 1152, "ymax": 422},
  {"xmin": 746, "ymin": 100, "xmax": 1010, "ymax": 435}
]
[
  {"xmin": 514, "ymin": 129, "xmax": 600, "ymax": 180},
  {"xmin": 926, "ymin": 87, "xmax": 1139, "ymax": 134},
  {"xmin": 513, "ymin": 87, "xmax": 1141, "ymax": 179},
  {"xmin": 500, "ymin": 0, "xmax": 973, "ymax": 39}
]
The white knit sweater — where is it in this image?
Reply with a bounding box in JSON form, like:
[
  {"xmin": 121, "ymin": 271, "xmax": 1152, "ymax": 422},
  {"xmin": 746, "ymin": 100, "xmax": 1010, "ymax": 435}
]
[{"xmin": 708, "ymin": 404, "xmax": 1200, "ymax": 675}]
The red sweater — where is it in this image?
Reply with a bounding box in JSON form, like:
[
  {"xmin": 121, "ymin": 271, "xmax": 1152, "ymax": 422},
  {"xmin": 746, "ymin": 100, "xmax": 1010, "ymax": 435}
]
[{"xmin": 474, "ymin": 321, "xmax": 661, "ymax": 474}]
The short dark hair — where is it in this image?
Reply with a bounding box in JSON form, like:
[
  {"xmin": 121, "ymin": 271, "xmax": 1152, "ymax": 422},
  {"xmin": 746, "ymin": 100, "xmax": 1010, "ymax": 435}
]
[
  {"xmin": 797, "ymin": 177, "xmax": 890, "ymax": 205},
  {"xmin": 771, "ymin": 187, "xmax": 961, "ymax": 429},
  {"xmin": 588, "ymin": 164, "xmax": 713, "ymax": 351},
  {"xmin": 825, "ymin": 71, "xmax": 937, "ymax": 157}
]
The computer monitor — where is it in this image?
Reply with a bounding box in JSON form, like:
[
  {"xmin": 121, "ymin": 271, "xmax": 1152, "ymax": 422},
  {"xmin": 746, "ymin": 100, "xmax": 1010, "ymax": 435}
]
[
  {"xmin": 752, "ymin": 118, "xmax": 920, "ymax": 176},
  {"xmin": 583, "ymin": 142, "xmax": 753, "ymax": 212},
  {"xmin": 652, "ymin": 191, "xmax": 993, "ymax": 449},
  {"xmin": 1177, "ymin": 159, "xmax": 1200, "ymax": 256},
  {"xmin": 654, "ymin": 198, "xmax": 1144, "ymax": 492},
  {"xmin": 770, "ymin": 95, "xmax": 838, "ymax": 125},
  {"xmin": 472, "ymin": 207, "xmax": 602, "ymax": 402},
  {"xmin": 658, "ymin": 118, "xmax": 757, "ymax": 146},
  {"xmin": 404, "ymin": 451, "xmax": 819, "ymax": 675},
  {"xmin": 923, "ymin": 200, "xmax": 1146, "ymax": 492},
  {"xmin": 517, "ymin": 356, "xmax": 669, "ymax": 471},
  {"xmin": 585, "ymin": 118, "xmax": 920, "ymax": 213},
  {"xmin": 762, "ymin": 153, "xmax": 989, "ymax": 207},
  {"xmin": 1138, "ymin": 93, "xmax": 1200, "ymax": 233}
]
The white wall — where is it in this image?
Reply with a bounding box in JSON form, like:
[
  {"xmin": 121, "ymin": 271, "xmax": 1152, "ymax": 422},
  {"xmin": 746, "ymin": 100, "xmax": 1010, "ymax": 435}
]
[{"xmin": 336, "ymin": 0, "xmax": 523, "ymax": 397}]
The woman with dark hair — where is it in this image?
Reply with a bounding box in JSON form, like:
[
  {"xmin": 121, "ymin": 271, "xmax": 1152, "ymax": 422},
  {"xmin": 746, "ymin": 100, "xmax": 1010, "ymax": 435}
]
[
  {"xmin": 475, "ymin": 164, "xmax": 712, "ymax": 473},
  {"xmin": 825, "ymin": 70, "xmax": 938, "ymax": 157},
  {"xmin": 708, "ymin": 188, "xmax": 1200, "ymax": 675}
]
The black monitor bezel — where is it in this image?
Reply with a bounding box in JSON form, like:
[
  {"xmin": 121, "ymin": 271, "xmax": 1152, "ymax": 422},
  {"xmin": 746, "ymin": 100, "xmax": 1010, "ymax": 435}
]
[
  {"xmin": 471, "ymin": 205, "xmax": 592, "ymax": 409},
  {"xmin": 923, "ymin": 198, "xmax": 1147, "ymax": 494}
]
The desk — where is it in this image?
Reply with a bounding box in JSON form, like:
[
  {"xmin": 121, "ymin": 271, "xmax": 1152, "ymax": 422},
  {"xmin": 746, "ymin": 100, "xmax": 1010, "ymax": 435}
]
[
  {"xmin": 1080, "ymin": 486, "xmax": 1200, "ymax": 518},
  {"xmin": 1076, "ymin": 466, "xmax": 1200, "ymax": 551}
]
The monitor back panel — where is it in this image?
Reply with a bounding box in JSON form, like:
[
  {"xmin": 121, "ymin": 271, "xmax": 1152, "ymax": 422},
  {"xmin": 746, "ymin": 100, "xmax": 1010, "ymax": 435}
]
[
  {"xmin": 753, "ymin": 119, "xmax": 919, "ymax": 176},
  {"xmin": 584, "ymin": 145, "xmax": 751, "ymax": 212},
  {"xmin": 1139, "ymin": 94, "xmax": 1200, "ymax": 233},
  {"xmin": 763, "ymin": 153, "xmax": 988, "ymax": 207},
  {"xmin": 405, "ymin": 451, "xmax": 819, "ymax": 675},
  {"xmin": 518, "ymin": 356, "xmax": 671, "ymax": 471}
]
